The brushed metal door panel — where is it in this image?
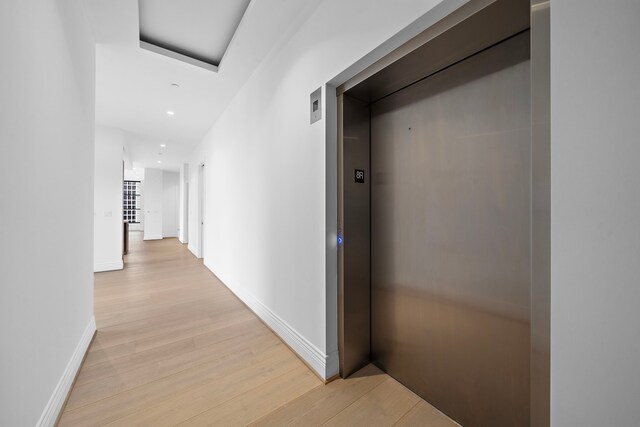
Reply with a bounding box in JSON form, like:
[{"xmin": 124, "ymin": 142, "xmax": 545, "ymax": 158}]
[
  {"xmin": 370, "ymin": 32, "xmax": 531, "ymax": 427},
  {"xmin": 339, "ymin": 94, "xmax": 371, "ymax": 377}
]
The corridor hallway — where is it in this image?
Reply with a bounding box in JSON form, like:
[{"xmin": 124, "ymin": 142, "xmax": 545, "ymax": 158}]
[{"xmin": 58, "ymin": 233, "xmax": 456, "ymax": 426}]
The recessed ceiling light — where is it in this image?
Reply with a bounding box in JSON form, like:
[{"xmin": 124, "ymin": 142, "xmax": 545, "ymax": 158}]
[
  {"xmin": 167, "ymin": 111, "xmax": 174, "ymax": 116},
  {"xmin": 157, "ymin": 160, "xmax": 162, "ymax": 164},
  {"xmin": 160, "ymin": 144, "xmax": 166, "ymax": 147},
  {"xmin": 133, "ymin": 167, "xmax": 136, "ymax": 170}
]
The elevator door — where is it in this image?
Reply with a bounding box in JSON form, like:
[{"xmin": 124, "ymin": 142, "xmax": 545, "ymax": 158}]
[{"xmin": 370, "ymin": 32, "xmax": 531, "ymax": 427}]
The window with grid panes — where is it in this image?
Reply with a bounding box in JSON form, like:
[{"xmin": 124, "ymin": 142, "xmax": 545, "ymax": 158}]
[{"xmin": 123, "ymin": 181, "xmax": 141, "ymax": 223}]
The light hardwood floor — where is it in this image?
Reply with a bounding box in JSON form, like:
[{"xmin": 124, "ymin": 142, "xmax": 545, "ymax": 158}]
[{"xmin": 59, "ymin": 232, "xmax": 457, "ymax": 426}]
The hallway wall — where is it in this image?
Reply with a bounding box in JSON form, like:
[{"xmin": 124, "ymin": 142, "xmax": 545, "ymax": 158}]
[
  {"xmin": 190, "ymin": 0, "xmax": 450, "ymax": 378},
  {"xmin": 94, "ymin": 125, "xmax": 125, "ymax": 272},
  {"xmin": 0, "ymin": 1, "xmax": 96, "ymax": 425},
  {"xmin": 551, "ymin": 0, "xmax": 640, "ymax": 425}
]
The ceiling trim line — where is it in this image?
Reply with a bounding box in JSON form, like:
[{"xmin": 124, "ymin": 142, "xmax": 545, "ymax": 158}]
[
  {"xmin": 216, "ymin": 0, "xmax": 255, "ymax": 71},
  {"xmin": 139, "ymin": 41, "xmax": 219, "ymax": 73}
]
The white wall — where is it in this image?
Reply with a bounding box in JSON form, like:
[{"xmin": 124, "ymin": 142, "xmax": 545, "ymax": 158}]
[
  {"xmin": 143, "ymin": 168, "xmax": 163, "ymax": 240},
  {"xmin": 162, "ymin": 171, "xmax": 179, "ymax": 238},
  {"xmin": 190, "ymin": 0, "xmax": 449, "ymax": 378},
  {"xmin": 0, "ymin": 1, "xmax": 96, "ymax": 425},
  {"xmin": 128, "ymin": 222, "xmax": 144, "ymax": 232},
  {"xmin": 179, "ymin": 164, "xmax": 189, "ymax": 243},
  {"xmin": 94, "ymin": 126, "xmax": 124, "ymax": 272},
  {"xmin": 551, "ymin": 1, "xmax": 640, "ymax": 425}
]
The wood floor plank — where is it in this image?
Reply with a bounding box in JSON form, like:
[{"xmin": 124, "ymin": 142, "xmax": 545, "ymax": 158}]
[
  {"xmin": 321, "ymin": 378, "xmax": 421, "ymax": 427},
  {"xmin": 95, "ymin": 292, "xmax": 239, "ymax": 328},
  {"xmin": 394, "ymin": 401, "xmax": 460, "ymax": 427},
  {"xmin": 249, "ymin": 364, "xmax": 387, "ymax": 427},
  {"xmin": 65, "ymin": 319, "xmax": 269, "ymax": 410},
  {"xmin": 84, "ymin": 311, "xmax": 256, "ymax": 367},
  {"xmin": 78, "ymin": 309, "xmax": 256, "ymax": 385},
  {"xmin": 102, "ymin": 345, "xmax": 306, "ymax": 426},
  {"xmin": 60, "ymin": 341, "xmax": 291, "ymax": 425},
  {"xmin": 176, "ymin": 365, "xmax": 321, "ymax": 427}
]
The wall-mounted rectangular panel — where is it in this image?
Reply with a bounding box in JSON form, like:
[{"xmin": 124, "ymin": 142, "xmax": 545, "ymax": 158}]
[
  {"xmin": 310, "ymin": 88, "xmax": 322, "ymax": 124},
  {"xmin": 370, "ymin": 32, "xmax": 531, "ymax": 427}
]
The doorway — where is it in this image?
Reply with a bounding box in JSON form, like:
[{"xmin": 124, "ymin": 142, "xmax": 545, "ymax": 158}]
[
  {"xmin": 374, "ymin": 31, "xmax": 530, "ymax": 426},
  {"xmin": 337, "ymin": 1, "xmax": 550, "ymax": 426},
  {"xmin": 198, "ymin": 163, "xmax": 205, "ymax": 259}
]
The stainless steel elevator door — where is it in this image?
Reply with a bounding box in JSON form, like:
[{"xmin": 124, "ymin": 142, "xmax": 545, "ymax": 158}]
[{"xmin": 370, "ymin": 32, "xmax": 531, "ymax": 427}]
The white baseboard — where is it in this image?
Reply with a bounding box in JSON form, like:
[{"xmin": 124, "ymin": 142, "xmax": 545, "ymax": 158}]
[
  {"xmin": 94, "ymin": 260, "xmax": 124, "ymax": 272},
  {"xmin": 37, "ymin": 316, "xmax": 96, "ymax": 427},
  {"xmin": 143, "ymin": 235, "xmax": 163, "ymax": 241},
  {"xmin": 188, "ymin": 244, "xmax": 200, "ymax": 259},
  {"xmin": 203, "ymin": 260, "xmax": 338, "ymax": 380}
]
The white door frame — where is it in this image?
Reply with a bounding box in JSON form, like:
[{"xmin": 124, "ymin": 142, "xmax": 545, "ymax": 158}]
[{"xmin": 184, "ymin": 181, "xmax": 189, "ymax": 242}]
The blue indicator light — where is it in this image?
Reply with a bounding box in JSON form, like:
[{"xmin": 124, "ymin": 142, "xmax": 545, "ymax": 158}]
[{"xmin": 337, "ymin": 236, "xmax": 344, "ymax": 246}]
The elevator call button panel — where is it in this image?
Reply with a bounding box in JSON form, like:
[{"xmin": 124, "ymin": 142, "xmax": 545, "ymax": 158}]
[{"xmin": 310, "ymin": 87, "xmax": 322, "ymax": 124}]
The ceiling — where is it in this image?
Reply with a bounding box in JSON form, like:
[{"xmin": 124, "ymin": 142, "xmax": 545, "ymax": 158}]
[
  {"xmin": 84, "ymin": 0, "xmax": 318, "ymax": 172},
  {"xmin": 139, "ymin": 0, "xmax": 252, "ymax": 67}
]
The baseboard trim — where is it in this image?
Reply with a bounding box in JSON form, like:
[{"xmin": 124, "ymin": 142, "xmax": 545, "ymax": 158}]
[
  {"xmin": 37, "ymin": 316, "xmax": 96, "ymax": 427},
  {"xmin": 188, "ymin": 245, "xmax": 201, "ymax": 259},
  {"xmin": 203, "ymin": 260, "xmax": 338, "ymax": 380},
  {"xmin": 93, "ymin": 260, "xmax": 124, "ymax": 273}
]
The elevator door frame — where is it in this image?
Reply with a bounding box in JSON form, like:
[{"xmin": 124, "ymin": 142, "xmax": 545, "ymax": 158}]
[{"xmin": 336, "ymin": 0, "xmax": 550, "ymax": 426}]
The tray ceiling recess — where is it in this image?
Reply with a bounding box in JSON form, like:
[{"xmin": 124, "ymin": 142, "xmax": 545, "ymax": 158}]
[{"xmin": 138, "ymin": 0, "xmax": 252, "ymax": 72}]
